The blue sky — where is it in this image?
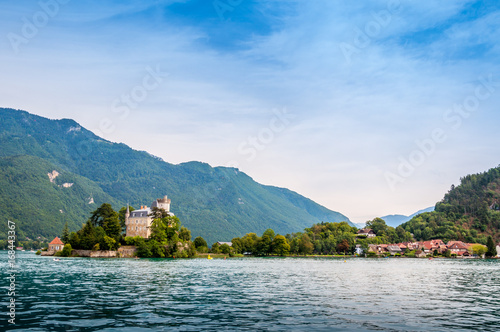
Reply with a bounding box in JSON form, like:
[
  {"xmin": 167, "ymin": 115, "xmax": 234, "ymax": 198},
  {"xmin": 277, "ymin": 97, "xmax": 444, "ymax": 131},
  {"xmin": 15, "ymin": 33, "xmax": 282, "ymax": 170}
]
[{"xmin": 1, "ymin": 0, "xmax": 500, "ymax": 223}]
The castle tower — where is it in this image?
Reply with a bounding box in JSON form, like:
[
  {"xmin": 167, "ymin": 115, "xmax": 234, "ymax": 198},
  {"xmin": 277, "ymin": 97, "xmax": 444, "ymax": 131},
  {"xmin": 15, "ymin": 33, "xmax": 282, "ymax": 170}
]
[{"xmin": 152, "ymin": 195, "xmax": 171, "ymax": 212}]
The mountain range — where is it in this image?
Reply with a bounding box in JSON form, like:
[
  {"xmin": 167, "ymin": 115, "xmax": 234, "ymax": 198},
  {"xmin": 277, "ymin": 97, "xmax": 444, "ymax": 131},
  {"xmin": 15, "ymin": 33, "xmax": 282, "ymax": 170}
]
[
  {"xmin": 0, "ymin": 108, "xmax": 351, "ymax": 244},
  {"xmin": 379, "ymin": 207, "xmax": 435, "ymax": 228}
]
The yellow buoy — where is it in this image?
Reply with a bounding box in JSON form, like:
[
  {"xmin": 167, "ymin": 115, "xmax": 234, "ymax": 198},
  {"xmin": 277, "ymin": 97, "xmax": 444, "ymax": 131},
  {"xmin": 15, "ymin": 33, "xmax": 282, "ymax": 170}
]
[{"xmin": 207, "ymin": 254, "xmax": 213, "ymax": 260}]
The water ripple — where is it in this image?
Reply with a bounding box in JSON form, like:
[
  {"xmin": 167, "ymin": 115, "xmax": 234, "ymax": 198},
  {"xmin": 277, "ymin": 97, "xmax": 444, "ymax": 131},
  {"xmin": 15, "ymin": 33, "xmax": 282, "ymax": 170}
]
[{"xmin": 1, "ymin": 253, "xmax": 499, "ymax": 331}]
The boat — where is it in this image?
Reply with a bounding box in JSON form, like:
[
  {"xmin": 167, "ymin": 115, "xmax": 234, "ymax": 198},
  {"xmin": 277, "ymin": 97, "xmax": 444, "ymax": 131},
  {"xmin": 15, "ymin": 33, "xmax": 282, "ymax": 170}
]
[
  {"xmin": 53, "ymin": 258, "xmax": 61, "ymax": 261},
  {"xmin": 207, "ymin": 255, "xmax": 213, "ymax": 260}
]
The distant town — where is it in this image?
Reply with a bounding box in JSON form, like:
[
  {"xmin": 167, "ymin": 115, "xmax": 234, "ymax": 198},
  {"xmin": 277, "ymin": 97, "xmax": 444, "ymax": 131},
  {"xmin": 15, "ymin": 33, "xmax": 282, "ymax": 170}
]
[{"xmin": 357, "ymin": 228, "xmax": 499, "ymax": 258}]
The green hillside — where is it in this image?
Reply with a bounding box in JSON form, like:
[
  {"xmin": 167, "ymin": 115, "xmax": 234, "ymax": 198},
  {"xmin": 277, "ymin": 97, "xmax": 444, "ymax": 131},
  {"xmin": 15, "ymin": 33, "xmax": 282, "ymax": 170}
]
[
  {"xmin": 0, "ymin": 108, "xmax": 351, "ymax": 244},
  {"xmin": 401, "ymin": 166, "xmax": 500, "ymax": 243},
  {"xmin": 0, "ymin": 155, "xmax": 120, "ymax": 240}
]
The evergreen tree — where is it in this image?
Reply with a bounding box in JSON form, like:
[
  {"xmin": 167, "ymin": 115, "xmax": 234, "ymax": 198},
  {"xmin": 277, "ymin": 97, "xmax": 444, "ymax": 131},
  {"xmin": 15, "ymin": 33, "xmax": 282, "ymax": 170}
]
[
  {"xmin": 79, "ymin": 220, "xmax": 96, "ymax": 250},
  {"xmin": 61, "ymin": 222, "xmax": 70, "ymax": 244},
  {"xmin": 90, "ymin": 203, "xmax": 118, "ymax": 228},
  {"xmin": 103, "ymin": 215, "xmax": 121, "ymax": 239},
  {"xmin": 486, "ymin": 235, "xmax": 497, "ymax": 258}
]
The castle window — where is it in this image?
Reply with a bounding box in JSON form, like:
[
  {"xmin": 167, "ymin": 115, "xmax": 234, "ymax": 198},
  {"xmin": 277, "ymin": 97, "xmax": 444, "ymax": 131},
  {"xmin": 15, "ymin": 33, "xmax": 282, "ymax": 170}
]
[{"xmin": 136, "ymin": 227, "xmax": 138, "ymax": 231}]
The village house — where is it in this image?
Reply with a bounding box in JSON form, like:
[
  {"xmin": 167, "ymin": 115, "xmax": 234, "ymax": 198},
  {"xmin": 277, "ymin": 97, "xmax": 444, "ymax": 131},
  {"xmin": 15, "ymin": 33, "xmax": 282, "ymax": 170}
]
[
  {"xmin": 368, "ymin": 244, "xmax": 386, "ymax": 255},
  {"xmin": 386, "ymin": 245, "xmax": 402, "ymax": 255},
  {"xmin": 125, "ymin": 195, "xmax": 175, "ymax": 239},
  {"xmin": 421, "ymin": 240, "xmax": 447, "ymax": 254},
  {"xmin": 48, "ymin": 237, "xmax": 64, "ymax": 253},
  {"xmin": 447, "ymin": 241, "xmax": 470, "ymax": 256},
  {"xmin": 357, "ymin": 228, "xmax": 376, "ymax": 238}
]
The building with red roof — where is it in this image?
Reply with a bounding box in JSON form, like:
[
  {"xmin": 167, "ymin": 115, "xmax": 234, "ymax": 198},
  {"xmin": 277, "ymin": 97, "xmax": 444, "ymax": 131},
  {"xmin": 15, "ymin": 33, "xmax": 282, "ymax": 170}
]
[{"xmin": 48, "ymin": 237, "xmax": 64, "ymax": 253}]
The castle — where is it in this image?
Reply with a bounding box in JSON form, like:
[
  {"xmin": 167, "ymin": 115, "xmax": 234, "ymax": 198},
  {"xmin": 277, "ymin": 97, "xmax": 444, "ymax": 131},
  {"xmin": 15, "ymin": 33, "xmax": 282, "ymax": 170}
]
[{"xmin": 125, "ymin": 195, "xmax": 174, "ymax": 238}]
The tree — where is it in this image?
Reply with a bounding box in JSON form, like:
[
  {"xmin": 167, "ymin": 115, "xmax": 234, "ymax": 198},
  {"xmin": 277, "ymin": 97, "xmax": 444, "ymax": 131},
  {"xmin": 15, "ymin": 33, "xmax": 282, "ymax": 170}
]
[
  {"xmin": 103, "ymin": 236, "xmax": 118, "ymax": 251},
  {"xmin": 149, "ymin": 206, "xmax": 170, "ymax": 220},
  {"xmin": 220, "ymin": 243, "xmax": 231, "ymax": 254},
  {"xmin": 365, "ymin": 218, "xmax": 389, "ymax": 237},
  {"xmin": 179, "ymin": 226, "xmax": 191, "ymax": 241},
  {"xmin": 90, "ymin": 203, "xmax": 118, "ymax": 228},
  {"xmin": 241, "ymin": 233, "xmax": 259, "ymax": 253},
  {"xmin": 103, "ymin": 215, "xmax": 121, "ymax": 239},
  {"xmin": 289, "ymin": 237, "xmax": 300, "ymax": 255},
  {"xmin": 336, "ymin": 239, "xmax": 349, "ymax": 253},
  {"xmin": 272, "ymin": 235, "xmax": 290, "ymax": 256},
  {"xmin": 69, "ymin": 232, "xmax": 80, "ymax": 249},
  {"xmin": 486, "ymin": 235, "xmax": 497, "ymax": 258},
  {"xmin": 262, "ymin": 229, "xmax": 275, "ymax": 241},
  {"xmin": 256, "ymin": 233, "xmax": 273, "ymax": 256},
  {"xmin": 61, "ymin": 222, "xmax": 70, "ymax": 244},
  {"xmin": 150, "ymin": 218, "xmax": 169, "ymax": 243},
  {"xmin": 299, "ymin": 234, "xmax": 313, "ymax": 255},
  {"xmin": 231, "ymin": 237, "xmax": 243, "ymax": 253},
  {"xmin": 471, "ymin": 244, "xmax": 487, "ymax": 257},
  {"xmin": 149, "ymin": 239, "xmax": 166, "ymax": 258},
  {"xmin": 79, "ymin": 220, "xmax": 96, "ymax": 250},
  {"xmin": 211, "ymin": 242, "xmax": 220, "ymax": 254},
  {"xmin": 136, "ymin": 237, "xmax": 152, "ymax": 257},
  {"xmin": 194, "ymin": 236, "xmax": 208, "ymax": 249}
]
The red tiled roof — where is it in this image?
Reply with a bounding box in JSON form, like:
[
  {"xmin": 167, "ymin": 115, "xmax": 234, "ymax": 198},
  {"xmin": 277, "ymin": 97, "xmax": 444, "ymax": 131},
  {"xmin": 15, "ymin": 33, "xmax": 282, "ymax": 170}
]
[
  {"xmin": 49, "ymin": 237, "xmax": 64, "ymax": 245},
  {"xmin": 448, "ymin": 242, "xmax": 469, "ymax": 250}
]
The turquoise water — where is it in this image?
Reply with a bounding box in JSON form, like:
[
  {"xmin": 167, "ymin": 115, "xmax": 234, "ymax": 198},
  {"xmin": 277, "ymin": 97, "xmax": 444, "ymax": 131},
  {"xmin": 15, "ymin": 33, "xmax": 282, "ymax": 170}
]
[{"xmin": 1, "ymin": 252, "xmax": 499, "ymax": 331}]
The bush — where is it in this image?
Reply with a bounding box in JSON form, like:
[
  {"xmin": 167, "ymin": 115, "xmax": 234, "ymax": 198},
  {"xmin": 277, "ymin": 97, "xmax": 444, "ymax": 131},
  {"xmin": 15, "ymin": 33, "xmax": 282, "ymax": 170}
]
[
  {"xmin": 405, "ymin": 250, "xmax": 416, "ymax": 258},
  {"xmin": 36, "ymin": 250, "xmax": 41, "ymax": 255},
  {"xmin": 92, "ymin": 243, "xmax": 100, "ymax": 251},
  {"xmin": 60, "ymin": 244, "xmax": 73, "ymax": 257},
  {"xmin": 196, "ymin": 246, "xmax": 208, "ymax": 253},
  {"xmin": 104, "ymin": 236, "xmax": 118, "ymax": 250}
]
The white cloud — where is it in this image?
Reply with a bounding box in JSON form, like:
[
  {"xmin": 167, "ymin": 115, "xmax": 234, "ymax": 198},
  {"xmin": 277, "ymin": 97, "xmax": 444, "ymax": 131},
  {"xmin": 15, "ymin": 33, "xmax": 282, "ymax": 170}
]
[{"xmin": 1, "ymin": 0, "xmax": 499, "ymax": 222}]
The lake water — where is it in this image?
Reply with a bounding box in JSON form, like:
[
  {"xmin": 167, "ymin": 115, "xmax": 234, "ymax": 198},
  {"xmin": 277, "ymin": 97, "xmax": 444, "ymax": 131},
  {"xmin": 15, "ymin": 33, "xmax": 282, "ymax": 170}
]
[{"xmin": 1, "ymin": 252, "xmax": 499, "ymax": 331}]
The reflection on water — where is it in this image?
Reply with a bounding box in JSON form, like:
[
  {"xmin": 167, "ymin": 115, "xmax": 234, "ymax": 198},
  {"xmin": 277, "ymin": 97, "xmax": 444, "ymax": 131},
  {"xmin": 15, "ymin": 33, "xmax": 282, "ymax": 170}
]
[{"xmin": 1, "ymin": 253, "xmax": 499, "ymax": 331}]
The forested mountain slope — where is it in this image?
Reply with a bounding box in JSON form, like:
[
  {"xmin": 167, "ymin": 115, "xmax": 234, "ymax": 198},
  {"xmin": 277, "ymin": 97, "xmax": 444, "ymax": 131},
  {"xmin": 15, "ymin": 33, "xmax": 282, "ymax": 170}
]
[
  {"xmin": 401, "ymin": 166, "xmax": 500, "ymax": 243},
  {"xmin": 0, "ymin": 108, "xmax": 351, "ymax": 244}
]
